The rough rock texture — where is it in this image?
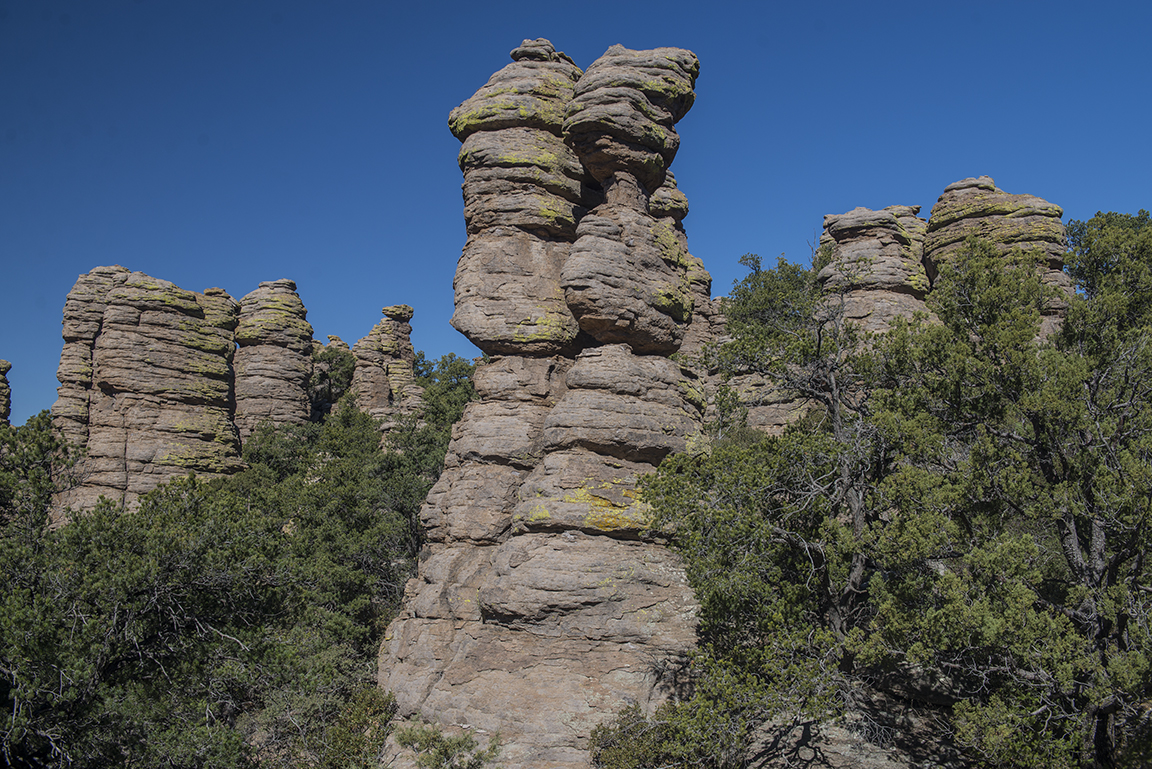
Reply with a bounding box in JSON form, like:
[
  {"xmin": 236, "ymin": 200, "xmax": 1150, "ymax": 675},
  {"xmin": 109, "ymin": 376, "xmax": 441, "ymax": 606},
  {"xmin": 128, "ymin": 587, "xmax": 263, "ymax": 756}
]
[
  {"xmin": 233, "ymin": 279, "xmax": 313, "ymax": 440},
  {"xmin": 449, "ymin": 38, "xmax": 590, "ymax": 355},
  {"xmin": 52, "ymin": 267, "xmax": 244, "ymax": 512},
  {"xmin": 51, "ymin": 269, "xmax": 428, "ymax": 514},
  {"xmin": 351, "ymin": 304, "xmax": 423, "ymax": 425},
  {"xmin": 925, "ymin": 176, "xmax": 1072, "ymax": 336},
  {"xmin": 0, "ymin": 360, "xmax": 10, "ymax": 425},
  {"xmin": 561, "ymin": 45, "xmax": 702, "ymax": 354},
  {"xmin": 380, "ymin": 40, "xmax": 710, "ymax": 769},
  {"xmin": 817, "ymin": 204, "xmax": 931, "ymax": 334}
]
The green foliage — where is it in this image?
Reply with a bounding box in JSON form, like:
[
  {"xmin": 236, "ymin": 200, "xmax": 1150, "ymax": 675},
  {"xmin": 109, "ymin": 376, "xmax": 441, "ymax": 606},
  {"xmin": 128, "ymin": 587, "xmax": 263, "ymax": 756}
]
[
  {"xmin": 308, "ymin": 344, "xmax": 357, "ymax": 417},
  {"xmin": 394, "ymin": 722, "xmax": 501, "ymax": 769},
  {"xmin": 612, "ymin": 224, "xmax": 1152, "ymax": 768},
  {"xmin": 0, "ymin": 353, "xmax": 476, "ymax": 767}
]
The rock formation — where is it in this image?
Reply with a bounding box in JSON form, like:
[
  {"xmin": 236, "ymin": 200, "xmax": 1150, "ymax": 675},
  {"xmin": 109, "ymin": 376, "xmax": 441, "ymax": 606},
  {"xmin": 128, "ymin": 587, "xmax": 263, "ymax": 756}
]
[
  {"xmin": 924, "ymin": 175, "xmax": 1072, "ymax": 337},
  {"xmin": 0, "ymin": 360, "xmax": 10, "ymax": 425},
  {"xmin": 351, "ymin": 304, "xmax": 424, "ymax": 426},
  {"xmin": 52, "ymin": 266, "xmax": 244, "ymax": 512},
  {"xmin": 233, "ymin": 279, "xmax": 314, "ymax": 440},
  {"xmin": 378, "ymin": 40, "xmax": 707, "ymax": 768},
  {"xmin": 817, "ymin": 204, "xmax": 931, "ymax": 334},
  {"xmin": 51, "ymin": 269, "xmax": 424, "ymax": 513}
]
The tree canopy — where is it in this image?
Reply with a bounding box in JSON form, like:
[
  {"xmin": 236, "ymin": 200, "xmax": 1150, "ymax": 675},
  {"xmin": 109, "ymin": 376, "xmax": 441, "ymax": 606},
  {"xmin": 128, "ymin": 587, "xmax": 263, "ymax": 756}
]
[
  {"xmin": 1, "ymin": 354, "xmax": 476, "ymax": 768},
  {"xmin": 593, "ymin": 211, "xmax": 1152, "ymax": 769}
]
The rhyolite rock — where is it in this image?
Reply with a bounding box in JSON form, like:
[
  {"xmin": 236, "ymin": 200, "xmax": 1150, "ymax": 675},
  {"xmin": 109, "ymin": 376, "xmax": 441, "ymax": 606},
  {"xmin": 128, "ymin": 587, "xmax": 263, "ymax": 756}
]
[
  {"xmin": 233, "ymin": 279, "xmax": 313, "ymax": 440},
  {"xmin": 449, "ymin": 39, "xmax": 590, "ymax": 356},
  {"xmin": 51, "ymin": 268, "xmax": 428, "ymax": 515},
  {"xmin": 0, "ymin": 360, "xmax": 10, "ymax": 425},
  {"xmin": 817, "ymin": 204, "xmax": 931, "ymax": 335},
  {"xmin": 925, "ymin": 176, "xmax": 1072, "ymax": 336},
  {"xmin": 351, "ymin": 304, "xmax": 423, "ymax": 425},
  {"xmin": 52, "ymin": 268, "xmax": 244, "ymax": 513},
  {"xmin": 380, "ymin": 40, "xmax": 712, "ymax": 769}
]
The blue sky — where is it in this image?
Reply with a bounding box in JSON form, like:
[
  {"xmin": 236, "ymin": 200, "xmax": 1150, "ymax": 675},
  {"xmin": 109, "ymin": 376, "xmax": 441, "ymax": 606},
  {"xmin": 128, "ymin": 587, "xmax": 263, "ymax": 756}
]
[{"xmin": 2, "ymin": 0, "xmax": 1149, "ymax": 424}]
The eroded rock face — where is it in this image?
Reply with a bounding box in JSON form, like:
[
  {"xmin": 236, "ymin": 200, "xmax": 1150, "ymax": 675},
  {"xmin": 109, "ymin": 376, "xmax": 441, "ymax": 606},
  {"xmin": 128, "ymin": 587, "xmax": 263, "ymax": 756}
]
[
  {"xmin": 233, "ymin": 279, "xmax": 313, "ymax": 440},
  {"xmin": 380, "ymin": 39, "xmax": 710, "ymax": 769},
  {"xmin": 52, "ymin": 268, "xmax": 244, "ymax": 512}
]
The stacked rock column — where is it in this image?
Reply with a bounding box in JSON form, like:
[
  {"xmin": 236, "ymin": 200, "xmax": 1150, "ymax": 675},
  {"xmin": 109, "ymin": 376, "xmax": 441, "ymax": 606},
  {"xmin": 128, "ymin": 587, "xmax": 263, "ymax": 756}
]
[
  {"xmin": 233, "ymin": 279, "xmax": 314, "ymax": 440},
  {"xmin": 378, "ymin": 41, "xmax": 708, "ymax": 769}
]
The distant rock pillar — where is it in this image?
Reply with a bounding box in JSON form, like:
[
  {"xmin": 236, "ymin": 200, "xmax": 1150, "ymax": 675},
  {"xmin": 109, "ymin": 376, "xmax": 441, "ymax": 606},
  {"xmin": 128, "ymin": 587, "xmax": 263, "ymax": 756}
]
[
  {"xmin": 351, "ymin": 304, "xmax": 423, "ymax": 425},
  {"xmin": 52, "ymin": 268, "xmax": 243, "ymax": 512},
  {"xmin": 233, "ymin": 279, "xmax": 314, "ymax": 440},
  {"xmin": 816, "ymin": 204, "xmax": 931, "ymax": 334}
]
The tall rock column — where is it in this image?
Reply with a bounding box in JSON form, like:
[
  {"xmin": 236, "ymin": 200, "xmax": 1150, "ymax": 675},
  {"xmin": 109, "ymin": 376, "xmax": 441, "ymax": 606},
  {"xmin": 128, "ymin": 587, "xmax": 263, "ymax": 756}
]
[
  {"xmin": 233, "ymin": 279, "xmax": 314, "ymax": 440},
  {"xmin": 379, "ymin": 41, "xmax": 708, "ymax": 769},
  {"xmin": 52, "ymin": 268, "xmax": 244, "ymax": 513},
  {"xmin": 351, "ymin": 304, "xmax": 424, "ymax": 425}
]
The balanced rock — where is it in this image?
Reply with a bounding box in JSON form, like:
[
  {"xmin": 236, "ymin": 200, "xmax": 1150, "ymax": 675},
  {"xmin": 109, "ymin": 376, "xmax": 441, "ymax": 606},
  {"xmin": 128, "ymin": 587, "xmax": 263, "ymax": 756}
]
[
  {"xmin": 233, "ymin": 279, "xmax": 313, "ymax": 440},
  {"xmin": 52, "ymin": 268, "xmax": 244, "ymax": 512}
]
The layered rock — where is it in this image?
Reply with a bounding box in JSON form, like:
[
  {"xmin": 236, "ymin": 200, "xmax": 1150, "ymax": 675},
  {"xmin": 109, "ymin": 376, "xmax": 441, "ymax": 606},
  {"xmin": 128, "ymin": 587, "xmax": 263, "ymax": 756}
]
[
  {"xmin": 351, "ymin": 304, "xmax": 424, "ymax": 425},
  {"xmin": 561, "ymin": 45, "xmax": 702, "ymax": 354},
  {"xmin": 924, "ymin": 176, "xmax": 1072, "ymax": 336},
  {"xmin": 53, "ymin": 268, "xmax": 244, "ymax": 512},
  {"xmin": 380, "ymin": 40, "xmax": 710, "ymax": 769},
  {"xmin": 0, "ymin": 360, "xmax": 10, "ymax": 425},
  {"xmin": 51, "ymin": 265, "xmax": 432, "ymax": 513},
  {"xmin": 233, "ymin": 279, "xmax": 313, "ymax": 440},
  {"xmin": 817, "ymin": 204, "xmax": 931, "ymax": 334},
  {"xmin": 449, "ymin": 38, "xmax": 591, "ymax": 355}
]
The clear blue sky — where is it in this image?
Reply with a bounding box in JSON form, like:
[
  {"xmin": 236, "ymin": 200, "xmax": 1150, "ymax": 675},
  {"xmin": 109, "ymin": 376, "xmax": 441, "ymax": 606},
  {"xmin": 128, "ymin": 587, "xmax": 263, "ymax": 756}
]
[{"xmin": 2, "ymin": 0, "xmax": 1149, "ymax": 425}]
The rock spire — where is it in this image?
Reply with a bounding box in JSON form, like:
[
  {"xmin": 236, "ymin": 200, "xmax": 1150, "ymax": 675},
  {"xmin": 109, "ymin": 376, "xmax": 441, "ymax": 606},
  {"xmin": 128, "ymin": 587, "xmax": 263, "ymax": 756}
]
[{"xmin": 378, "ymin": 39, "xmax": 710, "ymax": 769}]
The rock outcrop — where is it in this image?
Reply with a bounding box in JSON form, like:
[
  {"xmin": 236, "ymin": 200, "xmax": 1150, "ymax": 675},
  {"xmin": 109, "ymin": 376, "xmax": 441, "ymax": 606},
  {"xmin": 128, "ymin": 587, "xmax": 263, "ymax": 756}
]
[
  {"xmin": 52, "ymin": 267, "xmax": 244, "ymax": 512},
  {"xmin": 379, "ymin": 40, "xmax": 708, "ymax": 769},
  {"xmin": 924, "ymin": 175, "xmax": 1072, "ymax": 336},
  {"xmin": 817, "ymin": 204, "xmax": 931, "ymax": 334},
  {"xmin": 0, "ymin": 360, "xmax": 10, "ymax": 425},
  {"xmin": 351, "ymin": 304, "xmax": 424, "ymax": 425},
  {"xmin": 233, "ymin": 279, "xmax": 314, "ymax": 440},
  {"xmin": 51, "ymin": 269, "xmax": 425, "ymax": 513}
]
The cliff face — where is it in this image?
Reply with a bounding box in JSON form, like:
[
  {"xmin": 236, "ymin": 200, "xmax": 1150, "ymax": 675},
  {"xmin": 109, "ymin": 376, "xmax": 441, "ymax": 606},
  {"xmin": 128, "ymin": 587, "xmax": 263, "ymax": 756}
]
[
  {"xmin": 378, "ymin": 39, "xmax": 707, "ymax": 768},
  {"xmin": 51, "ymin": 269, "xmax": 421, "ymax": 514}
]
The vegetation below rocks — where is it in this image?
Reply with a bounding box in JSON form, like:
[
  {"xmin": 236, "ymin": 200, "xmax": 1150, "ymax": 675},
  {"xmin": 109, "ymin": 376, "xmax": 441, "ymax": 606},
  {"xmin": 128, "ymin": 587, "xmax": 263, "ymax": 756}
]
[
  {"xmin": 0, "ymin": 355, "xmax": 474, "ymax": 768},
  {"xmin": 592, "ymin": 211, "xmax": 1152, "ymax": 769}
]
